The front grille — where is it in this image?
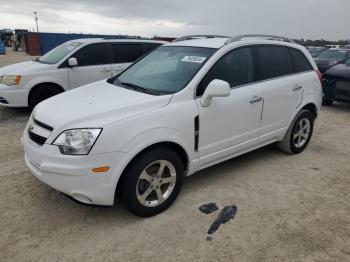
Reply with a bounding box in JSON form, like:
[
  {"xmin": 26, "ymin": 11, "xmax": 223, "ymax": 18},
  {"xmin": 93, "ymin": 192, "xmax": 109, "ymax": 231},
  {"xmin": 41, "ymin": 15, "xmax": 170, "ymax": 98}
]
[
  {"xmin": 28, "ymin": 130, "xmax": 47, "ymax": 145},
  {"xmin": 0, "ymin": 97, "xmax": 8, "ymax": 104},
  {"xmin": 33, "ymin": 118, "xmax": 54, "ymax": 131}
]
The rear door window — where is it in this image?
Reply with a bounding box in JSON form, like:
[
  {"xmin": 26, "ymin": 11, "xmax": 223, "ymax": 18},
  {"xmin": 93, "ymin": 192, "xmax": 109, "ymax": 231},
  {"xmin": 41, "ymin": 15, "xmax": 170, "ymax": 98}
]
[
  {"xmin": 73, "ymin": 43, "xmax": 112, "ymax": 66},
  {"xmin": 256, "ymin": 45, "xmax": 293, "ymax": 80},
  {"xmin": 289, "ymin": 48, "xmax": 313, "ymax": 73},
  {"xmin": 112, "ymin": 44, "xmax": 143, "ymax": 63},
  {"xmin": 142, "ymin": 43, "xmax": 162, "ymax": 54}
]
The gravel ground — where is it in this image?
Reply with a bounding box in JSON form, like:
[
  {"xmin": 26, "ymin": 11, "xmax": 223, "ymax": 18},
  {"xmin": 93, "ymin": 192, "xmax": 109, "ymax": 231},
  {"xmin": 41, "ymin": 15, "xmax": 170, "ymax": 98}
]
[{"xmin": 0, "ymin": 49, "xmax": 350, "ymax": 262}]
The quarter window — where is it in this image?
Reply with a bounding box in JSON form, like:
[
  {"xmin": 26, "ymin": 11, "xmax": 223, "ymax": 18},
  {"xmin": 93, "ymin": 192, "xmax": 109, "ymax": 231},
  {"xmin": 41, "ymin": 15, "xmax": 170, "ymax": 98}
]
[
  {"xmin": 197, "ymin": 47, "xmax": 255, "ymax": 96},
  {"xmin": 289, "ymin": 48, "xmax": 313, "ymax": 73},
  {"xmin": 73, "ymin": 43, "xmax": 111, "ymax": 66},
  {"xmin": 256, "ymin": 45, "xmax": 293, "ymax": 80}
]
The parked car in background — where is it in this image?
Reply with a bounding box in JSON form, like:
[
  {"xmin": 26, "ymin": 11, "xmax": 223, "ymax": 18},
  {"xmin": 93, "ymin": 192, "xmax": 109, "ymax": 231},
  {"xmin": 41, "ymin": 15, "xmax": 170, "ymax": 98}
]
[
  {"xmin": 314, "ymin": 48, "xmax": 350, "ymax": 74},
  {"xmin": 324, "ymin": 45, "xmax": 341, "ymax": 49},
  {"xmin": 308, "ymin": 46, "xmax": 328, "ymax": 58},
  {"xmin": 0, "ymin": 38, "xmax": 165, "ymax": 108},
  {"xmin": 23, "ymin": 34, "xmax": 322, "ymax": 217},
  {"xmin": 323, "ymin": 57, "xmax": 350, "ymax": 105}
]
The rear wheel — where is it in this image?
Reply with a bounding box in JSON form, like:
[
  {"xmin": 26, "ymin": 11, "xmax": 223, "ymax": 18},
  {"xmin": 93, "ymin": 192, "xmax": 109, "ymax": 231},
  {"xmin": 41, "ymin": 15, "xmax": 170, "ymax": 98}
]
[
  {"xmin": 28, "ymin": 84, "xmax": 63, "ymax": 110},
  {"xmin": 120, "ymin": 147, "xmax": 184, "ymax": 217},
  {"xmin": 278, "ymin": 110, "xmax": 314, "ymax": 154}
]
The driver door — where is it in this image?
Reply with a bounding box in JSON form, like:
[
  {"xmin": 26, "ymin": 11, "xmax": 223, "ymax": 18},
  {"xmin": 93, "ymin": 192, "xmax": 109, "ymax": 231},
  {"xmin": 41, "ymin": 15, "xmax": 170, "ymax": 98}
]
[
  {"xmin": 67, "ymin": 43, "xmax": 113, "ymax": 89},
  {"xmin": 196, "ymin": 46, "xmax": 263, "ymax": 167}
]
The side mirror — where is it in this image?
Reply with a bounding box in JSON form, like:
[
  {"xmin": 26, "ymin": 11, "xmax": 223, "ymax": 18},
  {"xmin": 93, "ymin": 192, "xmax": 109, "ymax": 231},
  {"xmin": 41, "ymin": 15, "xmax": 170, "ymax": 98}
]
[
  {"xmin": 68, "ymin": 57, "xmax": 78, "ymax": 67},
  {"xmin": 200, "ymin": 79, "xmax": 231, "ymax": 107}
]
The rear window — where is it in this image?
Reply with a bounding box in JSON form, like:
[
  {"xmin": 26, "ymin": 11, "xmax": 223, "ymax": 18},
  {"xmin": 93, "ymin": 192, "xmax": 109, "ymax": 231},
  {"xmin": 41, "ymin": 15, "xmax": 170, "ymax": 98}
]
[
  {"xmin": 256, "ymin": 45, "xmax": 293, "ymax": 80},
  {"xmin": 289, "ymin": 48, "xmax": 313, "ymax": 73}
]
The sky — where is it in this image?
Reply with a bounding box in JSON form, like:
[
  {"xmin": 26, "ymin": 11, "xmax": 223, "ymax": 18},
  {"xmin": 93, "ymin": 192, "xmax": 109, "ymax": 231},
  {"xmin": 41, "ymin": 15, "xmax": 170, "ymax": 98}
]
[{"xmin": 0, "ymin": 0, "xmax": 349, "ymax": 40}]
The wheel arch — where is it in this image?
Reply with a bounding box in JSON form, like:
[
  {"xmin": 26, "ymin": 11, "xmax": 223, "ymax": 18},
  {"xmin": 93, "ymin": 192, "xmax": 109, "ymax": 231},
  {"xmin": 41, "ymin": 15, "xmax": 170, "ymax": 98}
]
[
  {"xmin": 114, "ymin": 141, "xmax": 190, "ymax": 202},
  {"xmin": 301, "ymin": 102, "xmax": 318, "ymax": 118},
  {"xmin": 28, "ymin": 82, "xmax": 65, "ymax": 105}
]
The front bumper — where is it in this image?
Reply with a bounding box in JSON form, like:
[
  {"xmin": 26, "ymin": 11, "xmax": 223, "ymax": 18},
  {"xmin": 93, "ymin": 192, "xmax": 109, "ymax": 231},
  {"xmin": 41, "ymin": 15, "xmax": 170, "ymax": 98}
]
[
  {"xmin": 23, "ymin": 131, "xmax": 124, "ymax": 205},
  {"xmin": 0, "ymin": 84, "xmax": 27, "ymax": 107}
]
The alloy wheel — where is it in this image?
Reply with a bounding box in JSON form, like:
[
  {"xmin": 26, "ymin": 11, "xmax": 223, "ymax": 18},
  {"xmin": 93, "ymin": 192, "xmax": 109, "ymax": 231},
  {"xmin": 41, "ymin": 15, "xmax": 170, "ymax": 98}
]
[
  {"xmin": 293, "ymin": 117, "xmax": 311, "ymax": 148},
  {"xmin": 136, "ymin": 160, "xmax": 177, "ymax": 207}
]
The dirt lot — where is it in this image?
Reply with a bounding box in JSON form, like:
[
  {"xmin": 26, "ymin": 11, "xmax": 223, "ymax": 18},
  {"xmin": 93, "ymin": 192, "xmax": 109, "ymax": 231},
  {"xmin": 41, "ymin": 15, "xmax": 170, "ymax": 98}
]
[{"xmin": 0, "ymin": 49, "xmax": 349, "ymax": 262}]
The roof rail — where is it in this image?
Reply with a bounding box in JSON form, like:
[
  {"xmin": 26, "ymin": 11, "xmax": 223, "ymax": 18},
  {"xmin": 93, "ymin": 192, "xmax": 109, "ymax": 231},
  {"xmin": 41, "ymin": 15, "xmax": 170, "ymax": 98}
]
[
  {"xmin": 172, "ymin": 35, "xmax": 231, "ymax": 43},
  {"xmin": 225, "ymin": 34, "xmax": 296, "ymax": 44}
]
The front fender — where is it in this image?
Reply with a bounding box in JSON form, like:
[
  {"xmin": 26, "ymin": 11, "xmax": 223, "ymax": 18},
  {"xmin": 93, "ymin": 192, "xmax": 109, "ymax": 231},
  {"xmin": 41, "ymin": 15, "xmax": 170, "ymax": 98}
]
[{"xmin": 109, "ymin": 127, "xmax": 199, "ymax": 191}]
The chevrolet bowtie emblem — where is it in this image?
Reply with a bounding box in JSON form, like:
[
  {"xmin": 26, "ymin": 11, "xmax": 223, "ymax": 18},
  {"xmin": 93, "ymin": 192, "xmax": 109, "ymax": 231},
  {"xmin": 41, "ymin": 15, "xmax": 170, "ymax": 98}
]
[{"xmin": 28, "ymin": 123, "xmax": 34, "ymax": 131}]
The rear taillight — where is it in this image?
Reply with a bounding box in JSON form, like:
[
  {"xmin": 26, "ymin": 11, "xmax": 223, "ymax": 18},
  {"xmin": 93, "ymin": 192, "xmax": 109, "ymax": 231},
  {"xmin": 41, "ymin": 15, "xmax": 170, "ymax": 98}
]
[{"xmin": 316, "ymin": 70, "xmax": 324, "ymax": 83}]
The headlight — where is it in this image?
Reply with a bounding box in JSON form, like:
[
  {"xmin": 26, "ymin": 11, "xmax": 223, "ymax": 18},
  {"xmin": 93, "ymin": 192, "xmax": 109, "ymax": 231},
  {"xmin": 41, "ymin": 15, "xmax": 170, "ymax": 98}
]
[
  {"xmin": 52, "ymin": 128, "xmax": 102, "ymax": 155},
  {"xmin": 0, "ymin": 75, "xmax": 22, "ymax": 86}
]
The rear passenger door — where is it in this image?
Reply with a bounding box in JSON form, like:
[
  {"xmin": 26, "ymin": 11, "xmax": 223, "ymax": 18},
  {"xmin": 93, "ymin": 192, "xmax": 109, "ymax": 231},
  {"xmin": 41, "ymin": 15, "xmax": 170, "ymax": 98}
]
[
  {"xmin": 67, "ymin": 43, "xmax": 113, "ymax": 89},
  {"xmin": 255, "ymin": 45, "xmax": 304, "ymax": 140},
  {"xmin": 111, "ymin": 43, "xmax": 143, "ymax": 76},
  {"xmin": 110, "ymin": 43, "xmax": 161, "ymax": 76}
]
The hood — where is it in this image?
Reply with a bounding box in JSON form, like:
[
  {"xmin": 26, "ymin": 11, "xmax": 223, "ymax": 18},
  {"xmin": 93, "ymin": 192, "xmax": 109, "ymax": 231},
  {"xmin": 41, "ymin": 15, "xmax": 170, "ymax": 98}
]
[
  {"xmin": 325, "ymin": 63, "xmax": 350, "ymax": 79},
  {"xmin": 0, "ymin": 61, "xmax": 49, "ymax": 75},
  {"xmin": 33, "ymin": 80, "xmax": 172, "ymax": 129}
]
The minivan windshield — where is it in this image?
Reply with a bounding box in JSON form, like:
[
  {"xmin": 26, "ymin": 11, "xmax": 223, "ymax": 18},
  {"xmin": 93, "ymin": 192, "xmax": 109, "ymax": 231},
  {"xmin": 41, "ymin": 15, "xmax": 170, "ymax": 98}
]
[
  {"xmin": 317, "ymin": 49, "xmax": 348, "ymax": 61},
  {"xmin": 38, "ymin": 41, "xmax": 83, "ymax": 64},
  {"xmin": 114, "ymin": 46, "xmax": 216, "ymax": 95}
]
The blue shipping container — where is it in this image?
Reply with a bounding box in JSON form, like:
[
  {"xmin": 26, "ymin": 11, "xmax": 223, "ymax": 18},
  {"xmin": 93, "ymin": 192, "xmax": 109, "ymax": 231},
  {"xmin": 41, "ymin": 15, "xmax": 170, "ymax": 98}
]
[
  {"xmin": 39, "ymin": 32, "xmax": 131, "ymax": 54},
  {"xmin": 0, "ymin": 41, "xmax": 5, "ymax": 54}
]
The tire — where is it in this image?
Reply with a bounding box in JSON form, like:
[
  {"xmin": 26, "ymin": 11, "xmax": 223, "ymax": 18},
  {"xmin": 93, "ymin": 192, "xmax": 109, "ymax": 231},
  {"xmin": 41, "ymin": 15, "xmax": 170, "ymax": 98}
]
[
  {"xmin": 322, "ymin": 97, "xmax": 334, "ymax": 106},
  {"xmin": 28, "ymin": 84, "xmax": 63, "ymax": 110},
  {"xmin": 278, "ymin": 110, "xmax": 315, "ymax": 154},
  {"xmin": 120, "ymin": 147, "xmax": 185, "ymax": 217}
]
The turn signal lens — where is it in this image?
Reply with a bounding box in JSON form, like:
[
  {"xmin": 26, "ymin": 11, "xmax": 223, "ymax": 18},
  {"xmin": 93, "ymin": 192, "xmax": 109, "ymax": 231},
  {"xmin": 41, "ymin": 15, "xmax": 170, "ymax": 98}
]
[
  {"xmin": 15, "ymin": 75, "xmax": 22, "ymax": 85},
  {"xmin": 92, "ymin": 166, "xmax": 110, "ymax": 173}
]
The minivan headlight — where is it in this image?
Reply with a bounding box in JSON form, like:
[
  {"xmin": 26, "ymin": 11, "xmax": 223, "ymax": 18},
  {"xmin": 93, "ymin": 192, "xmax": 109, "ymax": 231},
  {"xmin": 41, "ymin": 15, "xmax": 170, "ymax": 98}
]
[
  {"xmin": 53, "ymin": 129, "xmax": 102, "ymax": 155},
  {"xmin": 0, "ymin": 75, "xmax": 22, "ymax": 86}
]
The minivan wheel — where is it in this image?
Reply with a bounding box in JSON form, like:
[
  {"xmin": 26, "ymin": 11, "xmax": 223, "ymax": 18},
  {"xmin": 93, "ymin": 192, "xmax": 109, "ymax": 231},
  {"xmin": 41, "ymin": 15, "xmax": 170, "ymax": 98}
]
[
  {"xmin": 120, "ymin": 147, "xmax": 184, "ymax": 217},
  {"xmin": 28, "ymin": 85, "xmax": 63, "ymax": 110},
  {"xmin": 278, "ymin": 110, "xmax": 314, "ymax": 154}
]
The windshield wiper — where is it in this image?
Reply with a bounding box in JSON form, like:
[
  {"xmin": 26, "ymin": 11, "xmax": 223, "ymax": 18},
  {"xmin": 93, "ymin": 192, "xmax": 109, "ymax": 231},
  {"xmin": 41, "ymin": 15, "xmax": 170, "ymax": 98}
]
[{"xmin": 116, "ymin": 80, "xmax": 159, "ymax": 95}]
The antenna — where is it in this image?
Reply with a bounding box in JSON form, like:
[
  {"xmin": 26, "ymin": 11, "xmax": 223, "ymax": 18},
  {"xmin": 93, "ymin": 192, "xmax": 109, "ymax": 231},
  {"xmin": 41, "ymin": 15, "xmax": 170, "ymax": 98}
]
[{"xmin": 33, "ymin": 12, "xmax": 39, "ymax": 32}]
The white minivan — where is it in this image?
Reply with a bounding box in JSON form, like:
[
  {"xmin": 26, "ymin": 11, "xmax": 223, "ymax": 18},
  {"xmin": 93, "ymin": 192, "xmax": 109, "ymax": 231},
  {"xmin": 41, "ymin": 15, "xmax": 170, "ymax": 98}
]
[
  {"xmin": 23, "ymin": 35, "xmax": 322, "ymax": 217},
  {"xmin": 0, "ymin": 38, "xmax": 165, "ymax": 108}
]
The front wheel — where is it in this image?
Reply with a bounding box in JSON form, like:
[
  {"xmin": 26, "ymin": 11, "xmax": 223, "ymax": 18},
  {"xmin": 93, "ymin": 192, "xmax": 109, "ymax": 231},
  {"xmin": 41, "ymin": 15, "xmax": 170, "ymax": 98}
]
[
  {"xmin": 28, "ymin": 85, "xmax": 63, "ymax": 110},
  {"xmin": 278, "ymin": 110, "xmax": 315, "ymax": 154},
  {"xmin": 120, "ymin": 147, "xmax": 184, "ymax": 217}
]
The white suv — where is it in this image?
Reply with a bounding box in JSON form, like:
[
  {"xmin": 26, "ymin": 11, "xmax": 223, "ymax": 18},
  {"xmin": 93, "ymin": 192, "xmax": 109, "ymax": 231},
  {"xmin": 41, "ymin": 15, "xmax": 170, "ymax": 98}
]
[
  {"xmin": 0, "ymin": 38, "xmax": 165, "ymax": 108},
  {"xmin": 22, "ymin": 34, "xmax": 322, "ymax": 217}
]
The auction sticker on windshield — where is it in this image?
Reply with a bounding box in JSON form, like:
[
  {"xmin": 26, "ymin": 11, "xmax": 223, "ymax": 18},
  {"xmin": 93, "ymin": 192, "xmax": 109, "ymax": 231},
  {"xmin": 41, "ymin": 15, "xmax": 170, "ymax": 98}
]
[{"xmin": 181, "ymin": 56, "xmax": 207, "ymax": 63}]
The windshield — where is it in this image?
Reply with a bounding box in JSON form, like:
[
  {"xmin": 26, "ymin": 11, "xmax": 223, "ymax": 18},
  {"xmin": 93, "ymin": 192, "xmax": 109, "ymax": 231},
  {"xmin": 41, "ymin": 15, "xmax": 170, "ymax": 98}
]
[
  {"xmin": 317, "ymin": 49, "xmax": 348, "ymax": 61},
  {"xmin": 309, "ymin": 47, "xmax": 326, "ymax": 55},
  {"xmin": 39, "ymin": 41, "xmax": 83, "ymax": 64},
  {"xmin": 345, "ymin": 58, "xmax": 350, "ymax": 65},
  {"xmin": 114, "ymin": 46, "xmax": 216, "ymax": 95}
]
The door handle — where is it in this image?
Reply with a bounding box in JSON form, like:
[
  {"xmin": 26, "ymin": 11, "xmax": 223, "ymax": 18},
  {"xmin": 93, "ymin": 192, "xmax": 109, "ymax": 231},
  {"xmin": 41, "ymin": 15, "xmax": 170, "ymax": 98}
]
[
  {"xmin": 100, "ymin": 68, "xmax": 111, "ymax": 73},
  {"xmin": 292, "ymin": 85, "xmax": 302, "ymax": 91},
  {"xmin": 249, "ymin": 96, "xmax": 263, "ymax": 104}
]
